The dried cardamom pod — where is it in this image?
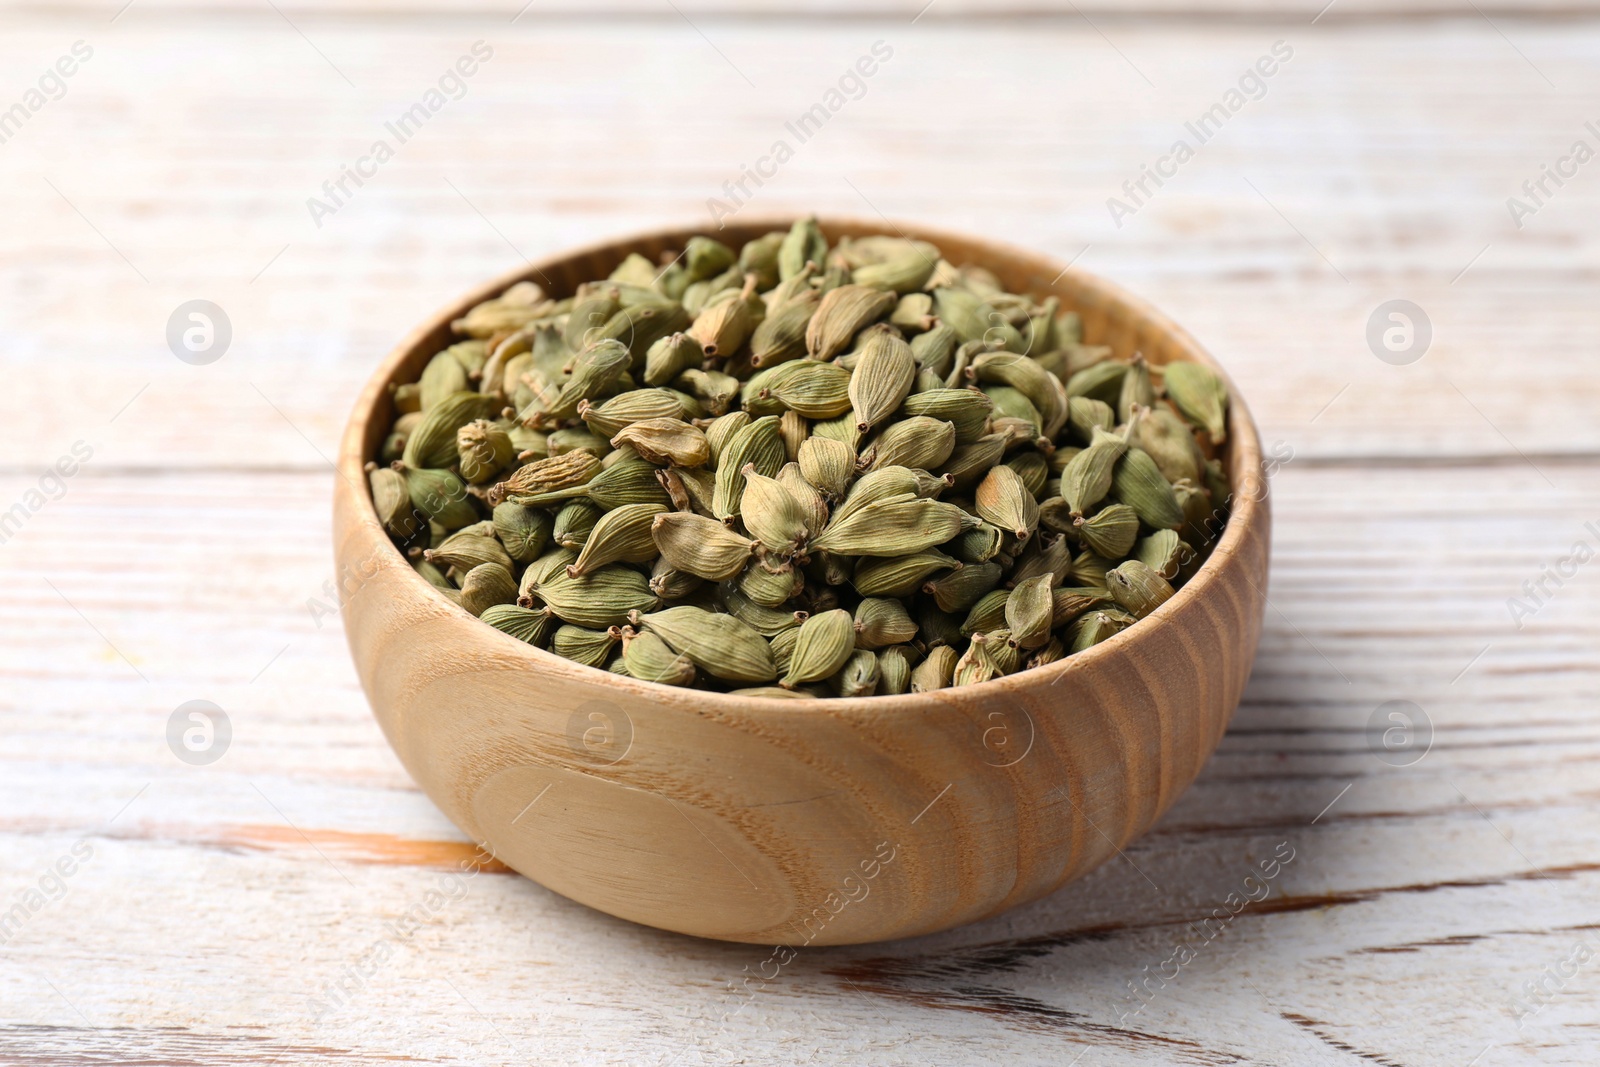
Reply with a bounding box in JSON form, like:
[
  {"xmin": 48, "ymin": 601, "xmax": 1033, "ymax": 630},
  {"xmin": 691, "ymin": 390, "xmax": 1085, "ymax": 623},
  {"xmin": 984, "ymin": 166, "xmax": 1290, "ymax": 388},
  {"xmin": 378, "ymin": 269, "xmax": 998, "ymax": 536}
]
[
  {"xmin": 1005, "ymin": 574, "xmax": 1055, "ymax": 650},
  {"xmin": 480, "ymin": 603, "xmax": 558, "ymax": 646},
  {"xmin": 610, "ymin": 417, "xmax": 710, "ymax": 468},
  {"xmin": 568, "ymin": 503, "xmax": 667, "ymax": 576},
  {"xmin": 394, "ymin": 463, "xmax": 478, "ymax": 529},
  {"xmin": 805, "ymin": 284, "xmax": 896, "ymax": 361},
  {"xmin": 458, "ymin": 562, "xmax": 518, "ymax": 617},
  {"xmin": 1135, "ymin": 529, "xmax": 1186, "ymax": 580},
  {"xmin": 797, "ymin": 436, "xmax": 854, "ymax": 501},
  {"xmin": 852, "ymin": 597, "xmax": 918, "ymax": 649},
  {"xmin": 971, "ymin": 351, "xmax": 1066, "ymax": 437},
  {"xmin": 712, "ymin": 415, "xmax": 785, "ymax": 519},
  {"xmin": 861, "ymin": 416, "xmax": 956, "ymax": 472},
  {"xmin": 425, "ymin": 529, "xmax": 513, "ymax": 574},
  {"xmin": 975, "ymin": 465, "xmax": 1040, "ymax": 542},
  {"xmin": 1162, "ymin": 361, "xmax": 1228, "ymax": 442},
  {"xmin": 739, "ymin": 231, "xmax": 785, "ymax": 291},
  {"xmin": 833, "ymin": 648, "xmax": 881, "ymax": 697},
  {"xmin": 941, "ymin": 433, "xmax": 1008, "ymax": 492},
  {"xmin": 778, "ymin": 217, "xmax": 828, "ymax": 281},
  {"xmin": 1118, "ymin": 353, "xmax": 1155, "ymax": 424},
  {"xmin": 1106, "ymin": 560, "xmax": 1175, "ymax": 619},
  {"xmin": 749, "ymin": 289, "xmax": 820, "ymax": 368},
  {"xmin": 622, "ymin": 628, "xmax": 697, "ymax": 686},
  {"xmin": 637, "ymin": 605, "xmax": 777, "ymax": 683},
  {"xmin": 703, "ymin": 410, "xmax": 751, "ymax": 468},
  {"xmin": 876, "ymin": 644, "xmax": 921, "ymax": 695},
  {"xmin": 1051, "ymin": 586, "xmax": 1113, "ymax": 627},
  {"xmin": 781, "ymin": 609, "xmax": 856, "ymax": 688},
  {"xmin": 542, "ymin": 339, "xmax": 631, "ymax": 422},
  {"xmin": 1060, "ymin": 426, "xmax": 1128, "ymax": 516},
  {"xmin": 959, "ymin": 589, "xmax": 1010, "ymax": 636},
  {"xmin": 418, "ymin": 351, "xmax": 470, "ymax": 411},
  {"xmin": 529, "ymin": 563, "xmax": 659, "ymax": 628},
  {"xmin": 849, "ymin": 327, "xmax": 916, "ymax": 433},
  {"xmin": 1074, "ymin": 503, "xmax": 1140, "ymax": 559},
  {"xmin": 491, "ymin": 451, "xmax": 602, "ymax": 506},
  {"xmin": 910, "ymin": 323, "xmax": 959, "ymax": 377},
  {"xmin": 1068, "ymin": 609, "xmax": 1132, "ymax": 653},
  {"xmin": 579, "ymin": 388, "xmax": 686, "ymax": 438},
  {"xmin": 1065, "ymin": 360, "xmax": 1127, "ymax": 404},
  {"xmin": 370, "ymin": 466, "xmax": 418, "ymax": 539},
  {"xmin": 756, "ymin": 359, "xmax": 853, "ymax": 419},
  {"xmin": 926, "ymin": 560, "xmax": 1003, "ymax": 614},
  {"xmin": 902, "ymin": 388, "xmax": 993, "ymax": 443},
  {"xmin": 552, "ymin": 624, "xmax": 622, "ymax": 669},
  {"xmin": 643, "ymin": 332, "xmax": 706, "ymax": 387},
  {"xmin": 811, "ymin": 496, "xmax": 974, "ymax": 557},
  {"xmin": 456, "ymin": 419, "xmax": 516, "ymax": 484},
  {"xmin": 403, "ymin": 391, "xmax": 496, "ymax": 468},
  {"xmin": 689, "ymin": 275, "xmax": 763, "ymax": 358},
  {"xmin": 552, "ymin": 501, "xmax": 600, "ymax": 550},
  {"xmin": 491, "ymin": 502, "xmax": 551, "ymax": 563},
  {"xmin": 565, "ymin": 285, "xmax": 622, "ymax": 351},
  {"xmin": 1112, "ymin": 446, "xmax": 1185, "ymax": 531},
  {"xmin": 852, "ymin": 551, "xmax": 959, "ymax": 598},
  {"xmin": 910, "ymin": 645, "xmax": 959, "ymax": 692}
]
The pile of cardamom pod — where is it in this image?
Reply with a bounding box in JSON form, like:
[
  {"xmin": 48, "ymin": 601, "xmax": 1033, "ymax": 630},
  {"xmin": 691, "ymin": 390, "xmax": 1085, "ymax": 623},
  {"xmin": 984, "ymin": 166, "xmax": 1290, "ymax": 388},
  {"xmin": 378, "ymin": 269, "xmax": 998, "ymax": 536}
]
[{"xmin": 368, "ymin": 219, "xmax": 1231, "ymax": 698}]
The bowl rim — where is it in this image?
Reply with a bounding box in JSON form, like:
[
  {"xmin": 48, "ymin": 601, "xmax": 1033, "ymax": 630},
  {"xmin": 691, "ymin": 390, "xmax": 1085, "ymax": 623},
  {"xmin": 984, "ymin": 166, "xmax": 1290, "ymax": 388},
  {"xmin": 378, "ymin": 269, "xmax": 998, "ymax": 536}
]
[{"xmin": 337, "ymin": 215, "xmax": 1266, "ymax": 713}]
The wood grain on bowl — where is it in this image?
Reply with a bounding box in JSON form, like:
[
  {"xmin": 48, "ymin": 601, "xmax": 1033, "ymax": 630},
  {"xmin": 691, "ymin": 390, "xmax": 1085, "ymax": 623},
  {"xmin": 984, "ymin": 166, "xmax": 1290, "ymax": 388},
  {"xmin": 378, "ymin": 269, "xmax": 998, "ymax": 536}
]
[{"xmin": 332, "ymin": 219, "xmax": 1270, "ymax": 944}]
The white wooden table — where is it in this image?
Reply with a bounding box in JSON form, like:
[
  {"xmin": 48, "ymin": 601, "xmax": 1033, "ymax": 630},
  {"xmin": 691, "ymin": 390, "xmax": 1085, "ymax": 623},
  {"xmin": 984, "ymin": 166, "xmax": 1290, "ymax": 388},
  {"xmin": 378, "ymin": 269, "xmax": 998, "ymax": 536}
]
[{"xmin": 1, "ymin": 2, "xmax": 1597, "ymax": 1063}]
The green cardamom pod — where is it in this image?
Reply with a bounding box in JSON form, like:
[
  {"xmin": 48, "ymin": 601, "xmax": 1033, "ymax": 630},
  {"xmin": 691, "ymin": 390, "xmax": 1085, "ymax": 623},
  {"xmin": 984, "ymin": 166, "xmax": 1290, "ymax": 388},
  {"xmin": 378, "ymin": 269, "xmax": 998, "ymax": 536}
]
[
  {"xmin": 712, "ymin": 415, "xmax": 785, "ymax": 520},
  {"xmin": 394, "ymin": 463, "xmax": 478, "ymax": 529},
  {"xmin": 622, "ymin": 628, "xmax": 697, "ymax": 686},
  {"xmin": 852, "ymin": 551, "xmax": 959, "ymax": 598},
  {"xmin": 749, "ymin": 290, "xmax": 819, "ymax": 368},
  {"xmin": 1162, "ymin": 361, "xmax": 1228, "ymax": 442},
  {"xmin": 1074, "ymin": 502, "xmax": 1140, "ymax": 559},
  {"xmin": 910, "ymin": 645, "xmax": 959, "ymax": 692},
  {"xmin": 1005, "ymin": 574, "xmax": 1055, "ymax": 650},
  {"xmin": 1112, "ymin": 446, "xmax": 1184, "ymax": 531},
  {"xmin": 637, "ymin": 605, "xmax": 777, "ymax": 683},
  {"xmin": 832, "ymin": 648, "xmax": 881, "ymax": 697},
  {"xmin": 1060, "ymin": 426, "xmax": 1128, "ymax": 516},
  {"xmin": 861, "ymin": 416, "xmax": 956, "ymax": 472},
  {"xmin": 480, "ymin": 604, "xmax": 558, "ymax": 647},
  {"xmin": 403, "ymin": 390, "xmax": 496, "ymax": 469},
  {"xmin": 781, "ymin": 608, "xmax": 856, "ymax": 688},
  {"xmin": 610, "ymin": 417, "xmax": 709, "ymax": 468},
  {"xmin": 370, "ymin": 466, "xmax": 418, "ymax": 539},
  {"xmin": 458, "ymin": 562, "xmax": 518, "ymax": 617},
  {"xmin": 902, "ymin": 388, "xmax": 993, "ymax": 444},
  {"xmin": 530, "ymin": 564, "xmax": 659, "ymax": 629},
  {"xmin": 849, "ymin": 327, "xmax": 916, "ymax": 433},
  {"xmin": 975, "ymin": 464, "xmax": 1039, "ymax": 542},
  {"xmin": 778, "ymin": 217, "xmax": 828, "ymax": 281},
  {"xmin": 876, "ymin": 644, "xmax": 922, "ymax": 695},
  {"xmin": 552, "ymin": 624, "xmax": 622, "ymax": 668},
  {"xmin": 805, "ymin": 284, "xmax": 896, "ymax": 361},
  {"xmin": 1106, "ymin": 559, "xmax": 1175, "ymax": 619},
  {"xmin": 568, "ymin": 503, "xmax": 667, "ymax": 576}
]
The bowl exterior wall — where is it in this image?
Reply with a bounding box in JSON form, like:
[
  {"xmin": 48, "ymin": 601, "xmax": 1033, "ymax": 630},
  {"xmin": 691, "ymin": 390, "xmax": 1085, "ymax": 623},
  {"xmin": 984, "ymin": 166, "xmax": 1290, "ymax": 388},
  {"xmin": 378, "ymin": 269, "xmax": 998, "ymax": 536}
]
[{"xmin": 335, "ymin": 219, "xmax": 1270, "ymax": 945}]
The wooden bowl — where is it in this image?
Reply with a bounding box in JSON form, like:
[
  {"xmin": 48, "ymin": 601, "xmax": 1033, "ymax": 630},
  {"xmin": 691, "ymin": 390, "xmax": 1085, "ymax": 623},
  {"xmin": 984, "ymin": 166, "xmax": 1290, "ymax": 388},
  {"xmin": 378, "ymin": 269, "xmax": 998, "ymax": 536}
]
[{"xmin": 334, "ymin": 218, "xmax": 1270, "ymax": 946}]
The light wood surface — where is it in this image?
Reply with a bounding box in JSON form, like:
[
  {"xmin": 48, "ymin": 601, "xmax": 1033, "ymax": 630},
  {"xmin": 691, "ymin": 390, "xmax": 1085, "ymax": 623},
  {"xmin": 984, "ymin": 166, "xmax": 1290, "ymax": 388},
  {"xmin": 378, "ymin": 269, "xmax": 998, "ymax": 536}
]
[{"xmin": 1, "ymin": 3, "xmax": 1597, "ymax": 1064}]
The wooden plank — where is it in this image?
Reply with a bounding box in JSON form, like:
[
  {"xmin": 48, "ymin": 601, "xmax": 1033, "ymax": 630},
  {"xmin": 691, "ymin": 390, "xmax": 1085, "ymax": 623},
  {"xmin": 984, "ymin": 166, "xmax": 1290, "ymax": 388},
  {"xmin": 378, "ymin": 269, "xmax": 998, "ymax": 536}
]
[
  {"xmin": 1, "ymin": 462, "xmax": 1595, "ymax": 1063},
  {"xmin": 0, "ymin": 17, "xmax": 1595, "ymax": 468}
]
